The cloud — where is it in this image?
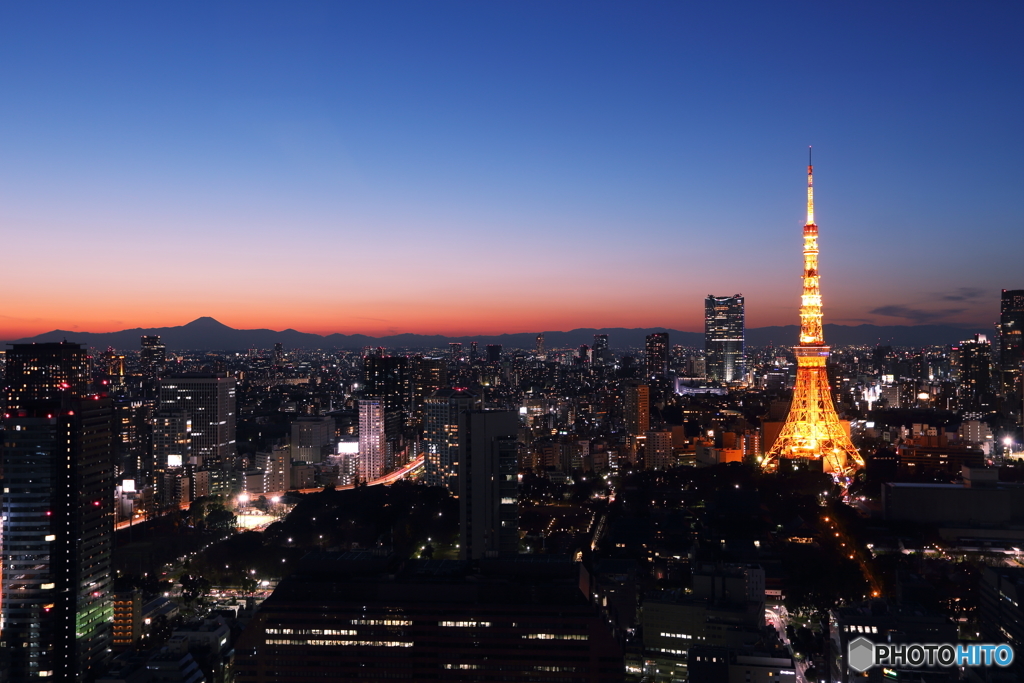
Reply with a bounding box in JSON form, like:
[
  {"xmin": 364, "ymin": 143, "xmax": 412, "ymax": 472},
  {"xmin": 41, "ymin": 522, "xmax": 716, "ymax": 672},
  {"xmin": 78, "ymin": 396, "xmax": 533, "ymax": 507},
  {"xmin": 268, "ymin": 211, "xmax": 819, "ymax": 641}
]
[
  {"xmin": 939, "ymin": 287, "xmax": 986, "ymax": 302},
  {"xmin": 869, "ymin": 305, "xmax": 966, "ymax": 324}
]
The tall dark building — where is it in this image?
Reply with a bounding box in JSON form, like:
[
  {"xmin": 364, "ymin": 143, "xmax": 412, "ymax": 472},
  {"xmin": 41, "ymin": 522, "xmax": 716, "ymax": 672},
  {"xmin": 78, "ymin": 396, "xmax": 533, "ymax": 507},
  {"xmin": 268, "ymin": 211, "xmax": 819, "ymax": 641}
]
[
  {"xmin": 140, "ymin": 335, "xmax": 166, "ymax": 379},
  {"xmin": 955, "ymin": 334, "xmax": 994, "ymax": 418},
  {"xmin": 1, "ymin": 343, "xmax": 114, "ymax": 680},
  {"xmin": 486, "ymin": 344, "xmax": 503, "ymax": 364},
  {"xmin": 423, "ymin": 388, "xmax": 480, "ymax": 494},
  {"xmin": 1000, "ymin": 289, "xmax": 1024, "ymax": 398},
  {"xmin": 644, "ymin": 333, "xmax": 669, "ymax": 380},
  {"xmin": 458, "ymin": 410, "xmax": 520, "ymax": 560},
  {"xmin": 410, "ymin": 356, "xmax": 448, "ymax": 426},
  {"xmin": 592, "ymin": 333, "xmax": 610, "ymax": 365},
  {"xmin": 363, "ymin": 354, "xmax": 410, "ymax": 413},
  {"xmin": 4, "ymin": 341, "xmax": 90, "ymax": 409},
  {"xmin": 158, "ymin": 373, "xmax": 237, "ymax": 466},
  {"xmin": 705, "ymin": 294, "xmax": 745, "ymax": 383}
]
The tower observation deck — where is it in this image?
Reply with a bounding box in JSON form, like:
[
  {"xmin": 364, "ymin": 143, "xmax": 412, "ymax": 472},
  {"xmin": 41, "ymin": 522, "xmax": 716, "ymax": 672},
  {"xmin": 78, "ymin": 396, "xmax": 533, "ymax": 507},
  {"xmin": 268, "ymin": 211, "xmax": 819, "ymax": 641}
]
[{"xmin": 761, "ymin": 153, "xmax": 865, "ymax": 479}]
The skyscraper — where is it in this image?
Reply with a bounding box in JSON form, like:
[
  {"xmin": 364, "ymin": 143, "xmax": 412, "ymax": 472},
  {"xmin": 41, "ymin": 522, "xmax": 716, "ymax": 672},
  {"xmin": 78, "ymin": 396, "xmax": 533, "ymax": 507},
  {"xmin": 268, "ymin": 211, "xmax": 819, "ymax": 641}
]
[
  {"xmin": 4, "ymin": 341, "xmax": 90, "ymax": 409},
  {"xmin": 1000, "ymin": 289, "xmax": 1024, "ymax": 400},
  {"xmin": 536, "ymin": 332, "xmax": 545, "ymax": 359},
  {"xmin": 423, "ymin": 388, "xmax": 480, "ymax": 494},
  {"xmin": 486, "ymin": 344, "xmax": 503, "ymax": 364},
  {"xmin": 140, "ymin": 335, "xmax": 166, "ymax": 380},
  {"xmin": 358, "ymin": 398, "xmax": 386, "ymax": 482},
  {"xmin": 410, "ymin": 355, "xmax": 448, "ymax": 425},
  {"xmin": 291, "ymin": 416, "xmax": 336, "ymax": 463},
  {"xmin": 158, "ymin": 373, "xmax": 237, "ymax": 467},
  {"xmin": 645, "ymin": 333, "xmax": 669, "ymax": 380},
  {"xmin": 458, "ymin": 410, "xmax": 520, "ymax": 560},
  {"xmin": 624, "ymin": 381, "xmax": 650, "ymax": 437},
  {"xmin": 705, "ymin": 295, "xmax": 745, "ymax": 383},
  {"xmin": 362, "ymin": 354, "xmax": 410, "ymax": 413},
  {"xmin": 1, "ymin": 343, "xmax": 113, "ymax": 680},
  {"xmin": 955, "ymin": 334, "xmax": 994, "ymax": 418},
  {"xmin": 593, "ymin": 333, "xmax": 610, "ymax": 365},
  {"xmin": 761, "ymin": 157, "xmax": 864, "ymax": 477}
]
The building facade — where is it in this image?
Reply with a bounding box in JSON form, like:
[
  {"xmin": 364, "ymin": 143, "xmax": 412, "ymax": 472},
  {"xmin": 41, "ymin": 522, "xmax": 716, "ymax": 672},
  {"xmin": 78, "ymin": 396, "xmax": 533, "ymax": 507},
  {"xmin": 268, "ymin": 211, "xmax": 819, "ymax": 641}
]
[
  {"xmin": 158, "ymin": 373, "xmax": 237, "ymax": 466},
  {"xmin": 458, "ymin": 410, "xmax": 520, "ymax": 560},
  {"xmin": 1, "ymin": 343, "xmax": 114, "ymax": 680},
  {"xmin": 704, "ymin": 295, "xmax": 745, "ymax": 383}
]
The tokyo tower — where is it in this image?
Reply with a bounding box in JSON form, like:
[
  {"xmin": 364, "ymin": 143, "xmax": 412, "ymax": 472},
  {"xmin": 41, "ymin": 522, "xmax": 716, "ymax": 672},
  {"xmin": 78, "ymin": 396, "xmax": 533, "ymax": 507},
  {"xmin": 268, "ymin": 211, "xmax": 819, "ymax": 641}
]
[{"xmin": 761, "ymin": 152, "xmax": 865, "ymax": 478}]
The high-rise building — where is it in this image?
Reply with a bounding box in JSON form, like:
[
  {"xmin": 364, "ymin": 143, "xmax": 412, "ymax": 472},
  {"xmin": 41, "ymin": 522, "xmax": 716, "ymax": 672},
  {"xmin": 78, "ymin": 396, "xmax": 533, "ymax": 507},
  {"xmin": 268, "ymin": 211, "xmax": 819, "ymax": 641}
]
[
  {"xmin": 363, "ymin": 354, "xmax": 410, "ymax": 413},
  {"xmin": 4, "ymin": 341, "xmax": 90, "ymax": 410},
  {"xmin": 761, "ymin": 157, "xmax": 864, "ymax": 477},
  {"xmin": 624, "ymin": 381, "xmax": 650, "ymax": 437},
  {"xmin": 593, "ymin": 333, "xmax": 610, "ymax": 365},
  {"xmin": 1, "ymin": 343, "xmax": 113, "ymax": 680},
  {"xmin": 410, "ymin": 356, "xmax": 448, "ymax": 424},
  {"xmin": 536, "ymin": 332, "xmax": 545, "ymax": 358},
  {"xmin": 486, "ymin": 344, "xmax": 503, "ymax": 364},
  {"xmin": 955, "ymin": 334, "xmax": 994, "ymax": 418},
  {"xmin": 1000, "ymin": 289, "xmax": 1024, "ymax": 399},
  {"xmin": 449, "ymin": 342, "xmax": 463, "ymax": 362},
  {"xmin": 158, "ymin": 373, "xmax": 237, "ymax": 467},
  {"xmin": 458, "ymin": 410, "xmax": 520, "ymax": 559},
  {"xmin": 645, "ymin": 429, "xmax": 674, "ymax": 470},
  {"xmin": 469, "ymin": 341, "xmax": 479, "ymax": 362},
  {"xmin": 645, "ymin": 333, "xmax": 669, "ymax": 380},
  {"xmin": 705, "ymin": 295, "xmax": 745, "ymax": 383},
  {"xmin": 423, "ymin": 388, "xmax": 481, "ymax": 494},
  {"xmin": 140, "ymin": 335, "xmax": 166, "ymax": 380},
  {"xmin": 358, "ymin": 399, "xmax": 386, "ymax": 482},
  {"xmin": 291, "ymin": 416, "xmax": 336, "ymax": 463}
]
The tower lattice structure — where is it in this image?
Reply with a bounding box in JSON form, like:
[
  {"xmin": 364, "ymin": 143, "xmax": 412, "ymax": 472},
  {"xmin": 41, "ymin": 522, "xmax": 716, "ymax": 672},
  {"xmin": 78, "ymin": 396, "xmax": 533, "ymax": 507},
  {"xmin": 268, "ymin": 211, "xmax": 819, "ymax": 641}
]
[{"xmin": 761, "ymin": 154, "xmax": 865, "ymax": 478}]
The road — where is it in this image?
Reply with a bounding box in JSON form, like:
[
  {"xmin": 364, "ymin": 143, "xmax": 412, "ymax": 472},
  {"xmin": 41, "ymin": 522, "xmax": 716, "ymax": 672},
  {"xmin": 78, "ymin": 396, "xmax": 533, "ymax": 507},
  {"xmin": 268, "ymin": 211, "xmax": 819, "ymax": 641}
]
[
  {"xmin": 115, "ymin": 456, "xmax": 425, "ymax": 531},
  {"xmin": 766, "ymin": 605, "xmax": 809, "ymax": 683}
]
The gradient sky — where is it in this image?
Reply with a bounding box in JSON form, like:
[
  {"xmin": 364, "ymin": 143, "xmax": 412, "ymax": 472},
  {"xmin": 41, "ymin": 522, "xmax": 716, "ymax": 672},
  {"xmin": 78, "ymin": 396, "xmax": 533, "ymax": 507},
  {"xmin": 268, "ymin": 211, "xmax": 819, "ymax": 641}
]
[{"xmin": 1, "ymin": 2, "xmax": 1021, "ymax": 339}]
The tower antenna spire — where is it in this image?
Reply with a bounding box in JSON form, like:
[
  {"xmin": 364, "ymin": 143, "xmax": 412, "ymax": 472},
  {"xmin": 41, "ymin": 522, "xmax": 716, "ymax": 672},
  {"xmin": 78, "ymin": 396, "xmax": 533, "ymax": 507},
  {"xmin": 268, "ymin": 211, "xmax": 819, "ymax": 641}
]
[{"xmin": 806, "ymin": 146, "xmax": 814, "ymax": 226}]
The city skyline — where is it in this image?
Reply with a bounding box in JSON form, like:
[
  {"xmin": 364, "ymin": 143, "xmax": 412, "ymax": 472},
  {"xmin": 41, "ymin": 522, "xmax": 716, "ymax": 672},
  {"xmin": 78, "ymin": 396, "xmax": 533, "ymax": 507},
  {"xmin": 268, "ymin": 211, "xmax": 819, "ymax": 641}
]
[{"xmin": 1, "ymin": 2, "xmax": 1022, "ymax": 339}]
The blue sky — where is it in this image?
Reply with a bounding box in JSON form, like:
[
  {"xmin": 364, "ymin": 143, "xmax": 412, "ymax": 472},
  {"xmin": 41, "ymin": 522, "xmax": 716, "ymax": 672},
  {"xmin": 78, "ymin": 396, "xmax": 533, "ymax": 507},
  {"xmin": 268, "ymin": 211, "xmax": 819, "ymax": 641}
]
[{"xmin": 1, "ymin": 1, "xmax": 1021, "ymax": 336}]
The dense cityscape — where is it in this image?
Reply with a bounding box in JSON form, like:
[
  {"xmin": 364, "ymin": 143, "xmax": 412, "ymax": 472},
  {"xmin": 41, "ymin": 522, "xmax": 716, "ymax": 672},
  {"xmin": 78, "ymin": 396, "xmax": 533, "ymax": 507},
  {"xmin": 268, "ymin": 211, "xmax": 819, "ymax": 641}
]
[
  {"xmin": 2, "ymin": 223, "xmax": 1022, "ymax": 681},
  {"xmin": 3, "ymin": 4, "xmax": 1023, "ymax": 683}
]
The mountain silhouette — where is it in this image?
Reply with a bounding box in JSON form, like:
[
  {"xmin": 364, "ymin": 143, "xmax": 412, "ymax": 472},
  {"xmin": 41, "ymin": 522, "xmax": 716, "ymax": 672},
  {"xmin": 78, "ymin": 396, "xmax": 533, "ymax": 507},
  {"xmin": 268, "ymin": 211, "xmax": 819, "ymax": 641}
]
[{"xmin": 4, "ymin": 318, "xmax": 989, "ymax": 351}]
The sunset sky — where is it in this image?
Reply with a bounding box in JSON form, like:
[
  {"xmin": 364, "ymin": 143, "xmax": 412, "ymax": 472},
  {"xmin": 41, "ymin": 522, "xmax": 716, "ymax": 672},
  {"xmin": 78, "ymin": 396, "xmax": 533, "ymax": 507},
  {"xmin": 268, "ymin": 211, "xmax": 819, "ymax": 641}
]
[{"xmin": 1, "ymin": 2, "xmax": 1021, "ymax": 339}]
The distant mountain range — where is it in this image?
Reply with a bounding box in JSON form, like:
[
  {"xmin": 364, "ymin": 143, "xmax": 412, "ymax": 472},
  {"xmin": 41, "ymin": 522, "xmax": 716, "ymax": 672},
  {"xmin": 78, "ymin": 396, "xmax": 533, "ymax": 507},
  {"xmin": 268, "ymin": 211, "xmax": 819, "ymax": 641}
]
[{"xmin": 2, "ymin": 317, "xmax": 991, "ymax": 352}]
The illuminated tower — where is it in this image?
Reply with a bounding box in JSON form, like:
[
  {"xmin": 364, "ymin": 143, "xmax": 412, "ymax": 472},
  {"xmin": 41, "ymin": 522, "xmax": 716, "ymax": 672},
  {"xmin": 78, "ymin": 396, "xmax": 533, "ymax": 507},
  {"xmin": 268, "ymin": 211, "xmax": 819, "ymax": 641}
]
[{"xmin": 761, "ymin": 154, "xmax": 864, "ymax": 477}]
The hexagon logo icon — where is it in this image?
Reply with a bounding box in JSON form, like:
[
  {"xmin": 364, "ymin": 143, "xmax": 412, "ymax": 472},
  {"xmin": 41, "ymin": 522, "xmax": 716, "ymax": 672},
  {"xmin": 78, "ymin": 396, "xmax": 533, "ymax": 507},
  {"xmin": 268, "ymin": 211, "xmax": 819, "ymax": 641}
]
[{"xmin": 847, "ymin": 636, "xmax": 876, "ymax": 673}]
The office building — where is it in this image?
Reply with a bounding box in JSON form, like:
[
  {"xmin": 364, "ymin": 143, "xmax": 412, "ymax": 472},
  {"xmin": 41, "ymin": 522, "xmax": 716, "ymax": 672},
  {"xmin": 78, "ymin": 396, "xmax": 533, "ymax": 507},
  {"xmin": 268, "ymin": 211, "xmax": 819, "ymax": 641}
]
[
  {"xmin": 290, "ymin": 415, "xmax": 335, "ymax": 463},
  {"xmin": 140, "ymin": 335, "xmax": 166, "ymax": 379},
  {"xmin": 423, "ymin": 388, "xmax": 481, "ymax": 494},
  {"xmin": 4, "ymin": 341, "xmax": 90, "ymax": 409},
  {"xmin": 158, "ymin": 373, "xmax": 237, "ymax": 466},
  {"xmin": 486, "ymin": 344, "xmax": 503, "ymax": 364},
  {"xmin": 705, "ymin": 295, "xmax": 745, "ymax": 383},
  {"xmin": 410, "ymin": 355, "xmax": 448, "ymax": 424},
  {"xmin": 645, "ymin": 332, "xmax": 669, "ymax": 380},
  {"xmin": 1000, "ymin": 289, "xmax": 1024, "ymax": 399},
  {"xmin": 458, "ymin": 410, "xmax": 520, "ymax": 560},
  {"xmin": 954, "ymin": 334, "xmax": 994, "ymax": 418},
  {"xmin": 362, "ymin": 354, "xmax": 410, "ymax": 413},
  {"xmin": 1, "ymin": 343, "xmax": 113, "ymax": 680},
  {"xmin": 593, "ymin": 333, "xmax": 610, "ymax": 365},
  {"xmin": 234, "ymin": 553, "xmax": 624, "ymax": 683},
  {"xmin": 536, "ymin": 332, "xmax": 545, "ymax": 358}
]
